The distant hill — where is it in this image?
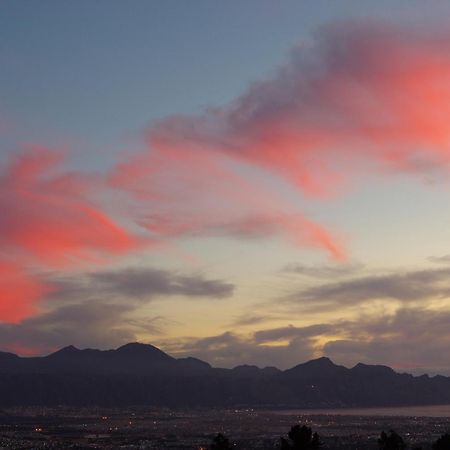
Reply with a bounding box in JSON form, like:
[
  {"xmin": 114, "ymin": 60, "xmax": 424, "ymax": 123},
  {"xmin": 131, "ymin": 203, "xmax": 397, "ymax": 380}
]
[{"xmin": 0, "ymin": 343, "xmax": 449, "ymax": 408}]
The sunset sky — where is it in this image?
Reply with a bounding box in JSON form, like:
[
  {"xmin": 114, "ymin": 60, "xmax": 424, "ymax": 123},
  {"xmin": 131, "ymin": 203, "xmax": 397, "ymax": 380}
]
[{"xmin": 3, "ymin": 1, "xmax": 450, "ymax": 375}]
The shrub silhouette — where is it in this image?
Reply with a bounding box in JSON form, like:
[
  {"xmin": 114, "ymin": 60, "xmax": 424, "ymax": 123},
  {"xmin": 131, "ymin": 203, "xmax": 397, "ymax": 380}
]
[
  {"xmin": 211, "ymin": 433, "xmax": 231, "ymax": 450},
  {"xmin": 432, "ymin": 433, "xmax": 450, "ymax": 450},
  {"xmin": 378, "ymin": 430, "xmax": 406, "ymax": 450},
  {"xmin": 280, "ymin": 424, "xmax": 323, "ymax": 449}
]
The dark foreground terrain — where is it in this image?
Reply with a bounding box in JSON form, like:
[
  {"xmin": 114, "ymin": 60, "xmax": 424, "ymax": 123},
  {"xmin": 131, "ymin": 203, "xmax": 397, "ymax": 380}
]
[{"xmin": 0, "ymin": 406, "xmax": 449, "ymax": 449}]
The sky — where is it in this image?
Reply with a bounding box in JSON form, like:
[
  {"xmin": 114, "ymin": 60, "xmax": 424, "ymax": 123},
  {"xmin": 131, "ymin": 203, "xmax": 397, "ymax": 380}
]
[{"xmin": 2, "ymin": 1, "xmax": 450, "ymax": 375}]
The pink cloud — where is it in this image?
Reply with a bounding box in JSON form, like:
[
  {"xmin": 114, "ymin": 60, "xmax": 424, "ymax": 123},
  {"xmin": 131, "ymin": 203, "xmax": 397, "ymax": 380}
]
[
  {"xmin": 7, "ymin": 20, "xmax": 450, "ymax": 324},
  {"xmin": 147, "ymin": 22, "xmax": 450, "ymax": 194},
  {"xmin": 0, "ymin": 261, "xmax": 51, "ymax": 323},
  {"xmin": 109, "ymin": 21, "xmax": 450, "ymax": 263},
  {"xmin": 0, "ymin": 146, "xmax": 139, "ymax": 267},
  {"xmin": 0, "ymin": 146, "xmax": 144, "ymax": 323},
  {"xmin": 111, "ymin": 139, "xmax": 345, "ymax": 259},
  {"xmin": 106, "ymin": 21, "xmax": 450, "ymax": 262},
  {"xmin": 3, "ymin": 342, "xmax": 48, "ymax": 357},
  {"xmin": 142, "ymin": 213, "xmax": 345, "ymax": 260}
]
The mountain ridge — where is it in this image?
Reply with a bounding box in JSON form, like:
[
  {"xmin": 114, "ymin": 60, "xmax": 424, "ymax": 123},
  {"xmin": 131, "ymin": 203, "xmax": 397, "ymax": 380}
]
[
  {"xmin": 0, "ymin": 343, "xmax": 436, "ymax": 376},
  {"xmin": 0, "ymin": 342, "xmax": 449, "ymax": 408}
]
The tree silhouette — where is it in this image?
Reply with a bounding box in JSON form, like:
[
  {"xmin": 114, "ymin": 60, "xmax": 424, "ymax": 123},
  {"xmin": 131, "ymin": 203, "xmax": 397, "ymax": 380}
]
[
  {"xmin": 378, "ymin": 430, "xmax": 406, "ymax": 450},
  {"xmin": 311, "ymin": 432, "xmax": 323, "ymax": 448},
  {"xmin": 432, "ymin": 433, "xmax": 450, "ymax": 450},
  {"xmin": 281, "ymin": 437, "xmax": 293, "ymax": 450},
  {"xmin": 211, "ymin": 433, "xmax": 231, "ymax": 450},
  {"xmin": 280, "ymin": 424, "xmax": 323, "ymax": 449}
]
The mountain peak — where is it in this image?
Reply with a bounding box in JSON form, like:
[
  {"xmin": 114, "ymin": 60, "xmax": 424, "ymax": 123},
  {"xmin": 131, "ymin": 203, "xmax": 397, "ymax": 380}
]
[
  {"xmin": 115, "ymin": 342, "xmax": 173, "ymax": 360},
  {"xmin": 63, "ymin": 345, "xmax": 79, "ymax": 352},
  {"xmin": 49, "ymin": 345, "xmax": 80, "ymax": 357},
  {"xmin": 311, "ymin": 356, "xmax": 334, "ymax": 364},
  {"xmin": 0, "ymin": 351, "xmax": 19, "ymax": 360},
  {"xmin": 116, "ymin": 342, "xmax": 157, "ymax": 352},
  {"xmin": 233, "ymin": 364, "xmax": 260, "ymax": 370},
  {"xmin": 283, "ymin": 356, "xmax": 344, "ymax": 378},
  {"xmin": 301, "ymin": 356, "xmax": 337, "ymax": 368}
]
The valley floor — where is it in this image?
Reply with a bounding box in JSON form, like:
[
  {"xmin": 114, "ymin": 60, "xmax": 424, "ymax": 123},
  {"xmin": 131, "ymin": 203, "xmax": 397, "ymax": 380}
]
[{"xmin": 0, "ymin": 406, "xmax": 449, "ymax": 449}]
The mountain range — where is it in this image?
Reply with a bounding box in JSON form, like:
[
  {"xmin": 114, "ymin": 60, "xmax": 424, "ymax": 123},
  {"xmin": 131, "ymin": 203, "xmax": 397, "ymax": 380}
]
[{"xmin": 1, "ymin": 342, "xmax": 449, "ymax": 408}]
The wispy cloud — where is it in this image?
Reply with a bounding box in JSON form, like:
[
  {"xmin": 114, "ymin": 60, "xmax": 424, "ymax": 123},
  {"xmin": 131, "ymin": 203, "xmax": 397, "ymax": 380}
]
[{"xmin": 111, "ymin": 144, "xmax": 345, "ymax": 259}]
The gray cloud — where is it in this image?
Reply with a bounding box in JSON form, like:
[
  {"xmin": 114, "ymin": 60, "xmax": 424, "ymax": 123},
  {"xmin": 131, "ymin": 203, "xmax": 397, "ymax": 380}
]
[
  {"xmin": 282, "ymin": 262, "xmax": 364, "ymax": 279},
  {"xmin": 230, "ymin": 314, "xmax": 271, "ymax": 327},
  {"xmin": 0, "ymin": 300, "xmax": 161, "ymax": 354},
  {"xmin": 0, "ymin": 266, "xmax": 234, "ymax": 355},
  {"xmin": 323, "ymin": 308, "xmax": 450, "ymax": 375},
  {"xmin": 89, "ymin": 267, "xmax": 234, "ymax": 299},
  {"xmin": 253, "ymin": 323, "xmax": 333, "ymax": 343},
  {"xmin": 163, "ymin": 331, "xmax": 317, "ymax": 369},
  {"xmin": 229, "ymin": 311, "xmax": 296, "ymax": 328},
  {"xmin": 51, "ymin": 267, "xmax": 234, "ymax": 303},
  {"xmin": 157, "ymin": 305, "xmax": 450, "ymax": 374},
  {"xmin": 428, "ymin": 254, "xmax": 450, "ymax": 264},
  {"xmin": 287, "ymin": 268, "xmax": 450, "ymax": 309},
  {"xmin": 201, "ymin": 215, "xmax": 291, "ymax": 240},
  {"xmin": 4, "ymin": 298, "xmax": 450, "ymax": 375},
  {"xmin": 5, "ymin": 262, "xmax": 450, "ymax": 374}
]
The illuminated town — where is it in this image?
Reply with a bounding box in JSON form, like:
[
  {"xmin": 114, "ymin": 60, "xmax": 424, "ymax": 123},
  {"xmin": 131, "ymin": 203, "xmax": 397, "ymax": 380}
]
[{"xmin": 1, "ymin": 407, "xmax": 449, "ymax": 449}]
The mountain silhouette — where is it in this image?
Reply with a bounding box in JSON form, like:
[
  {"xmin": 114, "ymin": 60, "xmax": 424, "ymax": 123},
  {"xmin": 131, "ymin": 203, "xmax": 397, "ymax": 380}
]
[{"xmin": 0, "ymin": 343, "xmax": 449, "ymax": 408}]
